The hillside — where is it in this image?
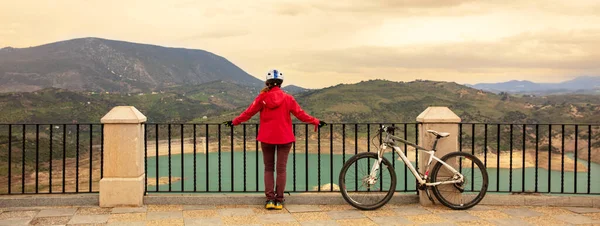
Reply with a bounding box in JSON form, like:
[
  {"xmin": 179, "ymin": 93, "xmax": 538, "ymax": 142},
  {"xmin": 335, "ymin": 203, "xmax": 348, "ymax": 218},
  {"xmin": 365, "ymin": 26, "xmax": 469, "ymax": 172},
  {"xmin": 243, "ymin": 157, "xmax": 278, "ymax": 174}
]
[
  {"xmin": 293, "ymin": 79, "xmax": 600, "ymax": 123},
  {"xmin": 2, "ymin": 79, "xmax": 600, "ymax": 125},
  {"xmin": 0, "ymin": 81, "xmax": 259, "ymax": 123},
  {"xmin": 0, "ymin": 37, "xmax": 263, "ymax": 93}
]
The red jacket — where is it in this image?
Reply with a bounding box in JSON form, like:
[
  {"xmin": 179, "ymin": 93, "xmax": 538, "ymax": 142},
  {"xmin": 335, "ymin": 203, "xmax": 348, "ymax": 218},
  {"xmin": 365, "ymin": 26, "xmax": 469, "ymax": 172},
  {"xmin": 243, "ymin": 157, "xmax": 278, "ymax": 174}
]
[{"xmin": 233, "ymin": 87, "xmax": 320, "ymax": 144}]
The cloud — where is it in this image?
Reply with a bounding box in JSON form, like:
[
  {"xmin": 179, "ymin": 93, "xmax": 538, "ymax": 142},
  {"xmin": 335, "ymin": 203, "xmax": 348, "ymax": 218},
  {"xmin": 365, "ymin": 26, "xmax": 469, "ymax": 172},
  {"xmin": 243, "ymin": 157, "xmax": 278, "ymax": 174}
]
[
  {"xmin": 285, "ymin": 30, "xmax": 600, "ymax": 71},
  {"xmin": 182, "ymin": 30, "xmax": 250, "ymax": 40}
]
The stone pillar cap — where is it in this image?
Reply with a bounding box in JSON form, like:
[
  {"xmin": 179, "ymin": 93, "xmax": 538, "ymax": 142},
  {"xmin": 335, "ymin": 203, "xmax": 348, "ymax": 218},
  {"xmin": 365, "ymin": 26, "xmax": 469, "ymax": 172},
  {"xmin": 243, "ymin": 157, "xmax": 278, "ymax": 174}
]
[
  {"xmin": 416, "ymin": 107, "xmax": 461, "ymax": 123},
  {"xmin": 101, "ymin": 106, "xmax": 147, "ymax": 123}
]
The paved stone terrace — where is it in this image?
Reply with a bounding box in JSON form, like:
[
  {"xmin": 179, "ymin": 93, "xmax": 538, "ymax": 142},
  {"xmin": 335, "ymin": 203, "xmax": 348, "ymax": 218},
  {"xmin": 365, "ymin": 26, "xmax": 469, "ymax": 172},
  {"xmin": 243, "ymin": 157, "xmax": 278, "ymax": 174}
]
[{"xmin": 1, "ymin": 204, "xmax": 600, "ymax": 226}]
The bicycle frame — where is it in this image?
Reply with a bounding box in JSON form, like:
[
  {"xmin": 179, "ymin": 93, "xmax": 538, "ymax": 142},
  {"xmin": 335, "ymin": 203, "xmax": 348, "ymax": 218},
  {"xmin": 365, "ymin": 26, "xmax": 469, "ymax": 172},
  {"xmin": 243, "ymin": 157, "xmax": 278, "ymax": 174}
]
[{"xmin": 369, "ymin": 131, "xmax": 464, "ymax": 187}]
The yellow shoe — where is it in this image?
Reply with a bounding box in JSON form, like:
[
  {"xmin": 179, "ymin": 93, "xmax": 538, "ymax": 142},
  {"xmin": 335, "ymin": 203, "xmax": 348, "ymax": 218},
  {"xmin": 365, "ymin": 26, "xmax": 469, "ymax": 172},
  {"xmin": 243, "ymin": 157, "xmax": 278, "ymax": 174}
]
[
  {"xmin": 274, "ymin": 201, "xmax": 283, "ymax": 210},
  {"xmin": 265, "ymin": 200, "xmax": 276, "ymax": 209}
]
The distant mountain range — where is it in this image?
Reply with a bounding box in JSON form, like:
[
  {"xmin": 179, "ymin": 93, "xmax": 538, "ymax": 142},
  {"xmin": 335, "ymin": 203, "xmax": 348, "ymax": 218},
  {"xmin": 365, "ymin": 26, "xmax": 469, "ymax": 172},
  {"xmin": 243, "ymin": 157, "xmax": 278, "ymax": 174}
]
[
  {"xmin": 468, "ymin": 76, "xmax": 600, "ymax": 94},
  {"xmin": 0, "ymin": 37, "xmax": 265, "ymax": 93}
]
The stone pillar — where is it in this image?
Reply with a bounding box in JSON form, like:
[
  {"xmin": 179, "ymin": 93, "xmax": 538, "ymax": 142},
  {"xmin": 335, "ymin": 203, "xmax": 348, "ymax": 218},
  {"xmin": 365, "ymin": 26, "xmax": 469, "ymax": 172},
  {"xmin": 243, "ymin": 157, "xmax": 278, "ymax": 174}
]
[
  {"xmin": 416, "ymin": 107, "xmax": 461, "ymax": 206},
  {"xmin": 100, "ymin": 106, "xmax": 147, "ymax": 207}
]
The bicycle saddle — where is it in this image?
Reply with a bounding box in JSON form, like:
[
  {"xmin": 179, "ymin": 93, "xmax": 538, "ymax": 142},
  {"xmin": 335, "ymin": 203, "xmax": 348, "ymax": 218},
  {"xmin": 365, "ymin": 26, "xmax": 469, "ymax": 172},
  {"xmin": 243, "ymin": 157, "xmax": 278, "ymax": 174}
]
[{"xmin": 427, "ymin": 130, "xmax": 450, "ymax": 138}]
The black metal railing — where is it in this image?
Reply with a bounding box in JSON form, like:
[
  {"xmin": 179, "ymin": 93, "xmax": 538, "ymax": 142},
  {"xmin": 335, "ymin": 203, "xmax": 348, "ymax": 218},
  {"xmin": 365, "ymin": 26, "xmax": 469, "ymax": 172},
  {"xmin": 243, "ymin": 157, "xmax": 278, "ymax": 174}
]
[
  {"xmin": 143, "ymin": 123, "xmax": 421, "ymax": 193},
  {"xmin": 0, "ymin": 124, "xmax": 104, "ymax": 195},
  {"xmin": 459, "ymin": 123, "xmax": 600, "ymax": 195}
]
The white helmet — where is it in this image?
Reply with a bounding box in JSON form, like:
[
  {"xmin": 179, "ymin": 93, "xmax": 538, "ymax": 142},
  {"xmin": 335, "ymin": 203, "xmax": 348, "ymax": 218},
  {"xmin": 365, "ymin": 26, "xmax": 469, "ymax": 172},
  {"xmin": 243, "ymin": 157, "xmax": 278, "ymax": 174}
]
[{"xmin": 266, "ymin": 69, "xmax": 284, "ymax": 81}]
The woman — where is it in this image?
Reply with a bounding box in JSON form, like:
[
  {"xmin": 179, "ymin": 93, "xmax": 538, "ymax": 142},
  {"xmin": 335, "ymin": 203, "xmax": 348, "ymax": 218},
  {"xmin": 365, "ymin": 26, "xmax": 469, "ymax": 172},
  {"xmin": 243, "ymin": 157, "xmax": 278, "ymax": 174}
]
[{"xmin": 224, "ymin": 69, "xmax": 326, "ymax": 210}]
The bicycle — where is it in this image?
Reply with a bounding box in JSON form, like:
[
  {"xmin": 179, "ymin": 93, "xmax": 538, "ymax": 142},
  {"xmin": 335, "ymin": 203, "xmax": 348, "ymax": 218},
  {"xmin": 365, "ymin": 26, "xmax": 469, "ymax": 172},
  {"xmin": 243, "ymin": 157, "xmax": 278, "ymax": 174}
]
[{"xmin": 339, "ymin": 125, "xmax": 488, "ymax": 210}]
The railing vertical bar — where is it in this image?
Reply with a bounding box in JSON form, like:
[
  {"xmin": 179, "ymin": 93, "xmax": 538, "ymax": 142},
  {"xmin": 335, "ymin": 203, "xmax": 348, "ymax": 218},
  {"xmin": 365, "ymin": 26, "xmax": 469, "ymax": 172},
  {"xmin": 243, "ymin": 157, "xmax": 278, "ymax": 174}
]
[
  {"xmin": 470, "ymin": 124, "xmax": 475, "ymax": 185},
  {"xmin": 36, "ymin": 124, "xmax": 39, "ymax": 193},
  {"xmin": 49, "ymin": 125, "xmax": 53, "ymax": 193},
  {"xmin": 76, "ymin": 124, "xmax": 79, "ymax": 192},
  {"xmin": 230, "ymin": 124, "xmax": 234, "ymax": 192},
  {"xmin": 63, "ymin": 124, "xmax": 66, "ymax": 193},
  {"xmin": 305, "ymin": 124, "xmax": 309, "ymax": 192},
  {"xmin": 206, "ymin": 124, "xmax": 210, "ymax": 192},
  {"xmin": 354, "ymin": 124, "xmax": 358, "ymax": 191},
  {"xmin": 22, "ymin": 124, "xmax": 25, "ymax": 194},
  {"xmin": 379, "ymin": 123, "xmax": 383, "ymax": 191},
  {"xmin": 522, "ymin": 124, "xmax": 526, "ymax": 192},
  {"xmin": 156, "ymin": 125, "xmax": 159, "ymax": 192},
  {"xmin": 574, "ymin": 125, "xmax": 578, "ymax": 193},
  {"xmin": 144, "ymin": 124, "xmax": 147, "ymax": 194},
  {"xmin": 561, "ymin": 124, "xmax": 565, "ymax": 193},
  {"xmin": 496, "ymin": 124, "xmax": 499, "ymax": 192},
  {"xmin": 193, "ymin": 124, "xmax": 197, "ymax": 192},
  {"xmin": 168, "ymin": 124, "xmax": 172, "ymax": 191},
  {"xmin": 181, "ymin": 124, "xmax": 185, "ymax": 192},
  {"xmin": 101, "ymin": 124, "xmax": 104, "ymax": 179},
  {"xmin": 404, "ymin": 123, "xmax": 408, "ymax": 191},
  {"xmin": 535, "ymin": 124, "xmax": 539, "ymax": 193},
  {"xmin": 218, "ymin": 124, "xmax": 222, "ymax": 192},
  {"xmin": 459, "ymin": 123, "xmax": 463, "ymax": 174},
  {"xmin": 244, "ymin": 124, "xmax": 247, "ymax": 192},
  {"xmin": 509, "ymin": 124, "xmax": 513, "ymax": 192},
  {"xmin": 588, "ymin": 125, "xmax": 591, "ymax": 194},
  {"xmin": 318, "ymin": 123, "xmax": 321, "ymax": 192},
  {"xmin": 548, "ymin": 124, "xmax": 552, "ymax": 193},
  {"xmin": 292, "ymin": 124, "xmax": 296, "ymax": 192},
  {"xmin": 330, "ymin": 124, "xmax": 334, "ymax": 192},
  {"xmin": 470, "ymin": 124, "xmax": 475, "ymax": 191},
  {"xmin": 8, "ymin": 125, "xmax": 12, "ymax": 194},
  {"xmin": 89, "ymin": 124, "xmax": 93, "ymax": 192},
  {"xmin": 484, "ymin": 124, "xmax": 487, "ymax": 168},
  {"xmin": 342, "ymin": 124, "xmax": 346, "ymax": 169},
  {"xmin": 391, "ymin": 123, "xmax": 395, "ymax": 170},
  {"xmin": 367, "ymin": 124, "xmax": 370, "ymax": 192},
  {"xmin": 415, "ymin": 123, "xmax": 419, "ymax": 195}
]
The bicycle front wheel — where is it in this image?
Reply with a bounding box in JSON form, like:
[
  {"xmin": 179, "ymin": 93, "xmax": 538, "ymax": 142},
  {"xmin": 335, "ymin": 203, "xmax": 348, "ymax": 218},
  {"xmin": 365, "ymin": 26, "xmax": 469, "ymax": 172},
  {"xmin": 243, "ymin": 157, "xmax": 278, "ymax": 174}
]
[
  {"xmin": 339, "ymin": 152, "xmax": 396, "ymax": 210},
  {"xmin": 430, "ymin": 152, "xmax": 488, "ymax": 210}
]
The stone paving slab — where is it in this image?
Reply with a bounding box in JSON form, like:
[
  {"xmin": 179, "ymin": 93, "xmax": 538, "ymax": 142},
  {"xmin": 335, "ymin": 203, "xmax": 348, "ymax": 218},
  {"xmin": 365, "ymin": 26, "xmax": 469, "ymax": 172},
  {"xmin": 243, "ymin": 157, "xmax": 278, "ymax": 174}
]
[
  {"xmin": 488, "ymin": 218, "xmax": 534, "ymax": 226},
  {"xmin": 219, "ymin": 208, "xmax": 255, "ymax": 216},
  {"xmin": 0, "ymin": 219, "xmax": 31, "ymax": 226},
  {"xmin": 554, "ymin": 213, "xmax": 600, "ymax": 225},
  {"xmin": 286, "ymin": 204, "xmax": 323, "ymax": 213},
  {"xmin": 327, "ymin": 210, "xmax": 366, "ymax": 220},
  {"xmin": 437, "ymin": 211, "xmax": 481, "ymax": 222},
  {"xmin": 392, "ymin": 206, "xmax": 433, "ymax": 216},
  {"xmin": 111, "ymin": 206, "xmax": 147, "ymax": 214},
  {"xmin": 185, "ymin": 217, "xmax": 222, "ymax": 226},
  {"xmin": 370, "ymin": 216, "xmax": 412, "ymax": 225},
  {"xmin": 35, "ymin": 208, "xmax": 77, "ymax": 217},
  {"xmin": 500, "ymin": 207, "xmax": 544, "ymax": 217},
  {"xmin": 145, "ymin": 211, "xmax": 183, "ymax": 220},
  {"xmin": 107, "ymin": 222, "xmax": 145, "ymax": 226},
  {"xmin": 259, "ymin": 213, "xmax": 296, "ymax": 223},
  {"xmin": 29, "ymin": 216, "xmax": 70, "ymax": 226},
  {"xmin": 300, "ymin": 220, "xmax": 339, "ymax": 226},
  {"xmin": 565, "ymin": 207, "xmax": 600, "ymax": 214},
  {"xmin": 0, "ymin": 210, "xmax": 38, "ymax": 220},
  {"xmin": 68, "ymin": 214, "xmax": 110, "ymax": 224}
]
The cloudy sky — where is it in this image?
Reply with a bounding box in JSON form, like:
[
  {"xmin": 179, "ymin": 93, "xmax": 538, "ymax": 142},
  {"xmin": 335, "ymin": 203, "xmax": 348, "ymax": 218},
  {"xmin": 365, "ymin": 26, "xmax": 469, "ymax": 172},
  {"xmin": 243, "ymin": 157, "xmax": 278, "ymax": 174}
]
[{"xmin": 1, "ymin": 0, "xmax": 599, "ymax": 88}]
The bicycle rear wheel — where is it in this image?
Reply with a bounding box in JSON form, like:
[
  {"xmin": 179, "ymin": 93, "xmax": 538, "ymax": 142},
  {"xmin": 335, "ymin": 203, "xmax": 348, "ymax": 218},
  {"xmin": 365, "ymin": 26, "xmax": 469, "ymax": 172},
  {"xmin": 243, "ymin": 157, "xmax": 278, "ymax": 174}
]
[
  {"xmin": 339, "ymin": 152, "xmax": 396, "ymax": 210},
  {"xmin": 430, "ymin": 152, "xmax": 488, "ymax": 210}
]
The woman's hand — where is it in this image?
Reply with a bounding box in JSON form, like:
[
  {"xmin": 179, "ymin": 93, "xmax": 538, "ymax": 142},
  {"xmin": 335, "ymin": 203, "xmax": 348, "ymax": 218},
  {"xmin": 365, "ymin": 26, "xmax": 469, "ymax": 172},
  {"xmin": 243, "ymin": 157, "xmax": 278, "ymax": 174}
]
[
  {"xmin": 318, "ymin": 120, "xmax": 327, "ymax": 128},
  {"xmin": 223, "ymin": 121, "xmax": 233, "ymax": 127}
]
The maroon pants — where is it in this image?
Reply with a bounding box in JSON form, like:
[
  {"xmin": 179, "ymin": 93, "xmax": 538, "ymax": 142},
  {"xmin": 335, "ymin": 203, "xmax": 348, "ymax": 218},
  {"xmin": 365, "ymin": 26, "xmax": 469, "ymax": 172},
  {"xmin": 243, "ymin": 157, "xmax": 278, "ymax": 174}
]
[{"xmin": 261, "ymin": 142, "xmax": 292, "ymax": 202}]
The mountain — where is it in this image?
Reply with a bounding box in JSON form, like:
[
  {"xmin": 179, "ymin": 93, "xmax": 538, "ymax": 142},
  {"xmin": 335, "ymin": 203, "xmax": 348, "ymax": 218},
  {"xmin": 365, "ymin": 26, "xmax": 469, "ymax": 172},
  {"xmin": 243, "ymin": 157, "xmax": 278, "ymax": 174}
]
[
  {"xmin": 0, "ymin": 37, "xmax": 263, "ymax": 93},
  {"xmin": 469, "ymin": 76, "xmax": 600, "ymax": 94},
  {"xmin": 283, "ymin": 84, "xmax": 309, "ymax": 94}
]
